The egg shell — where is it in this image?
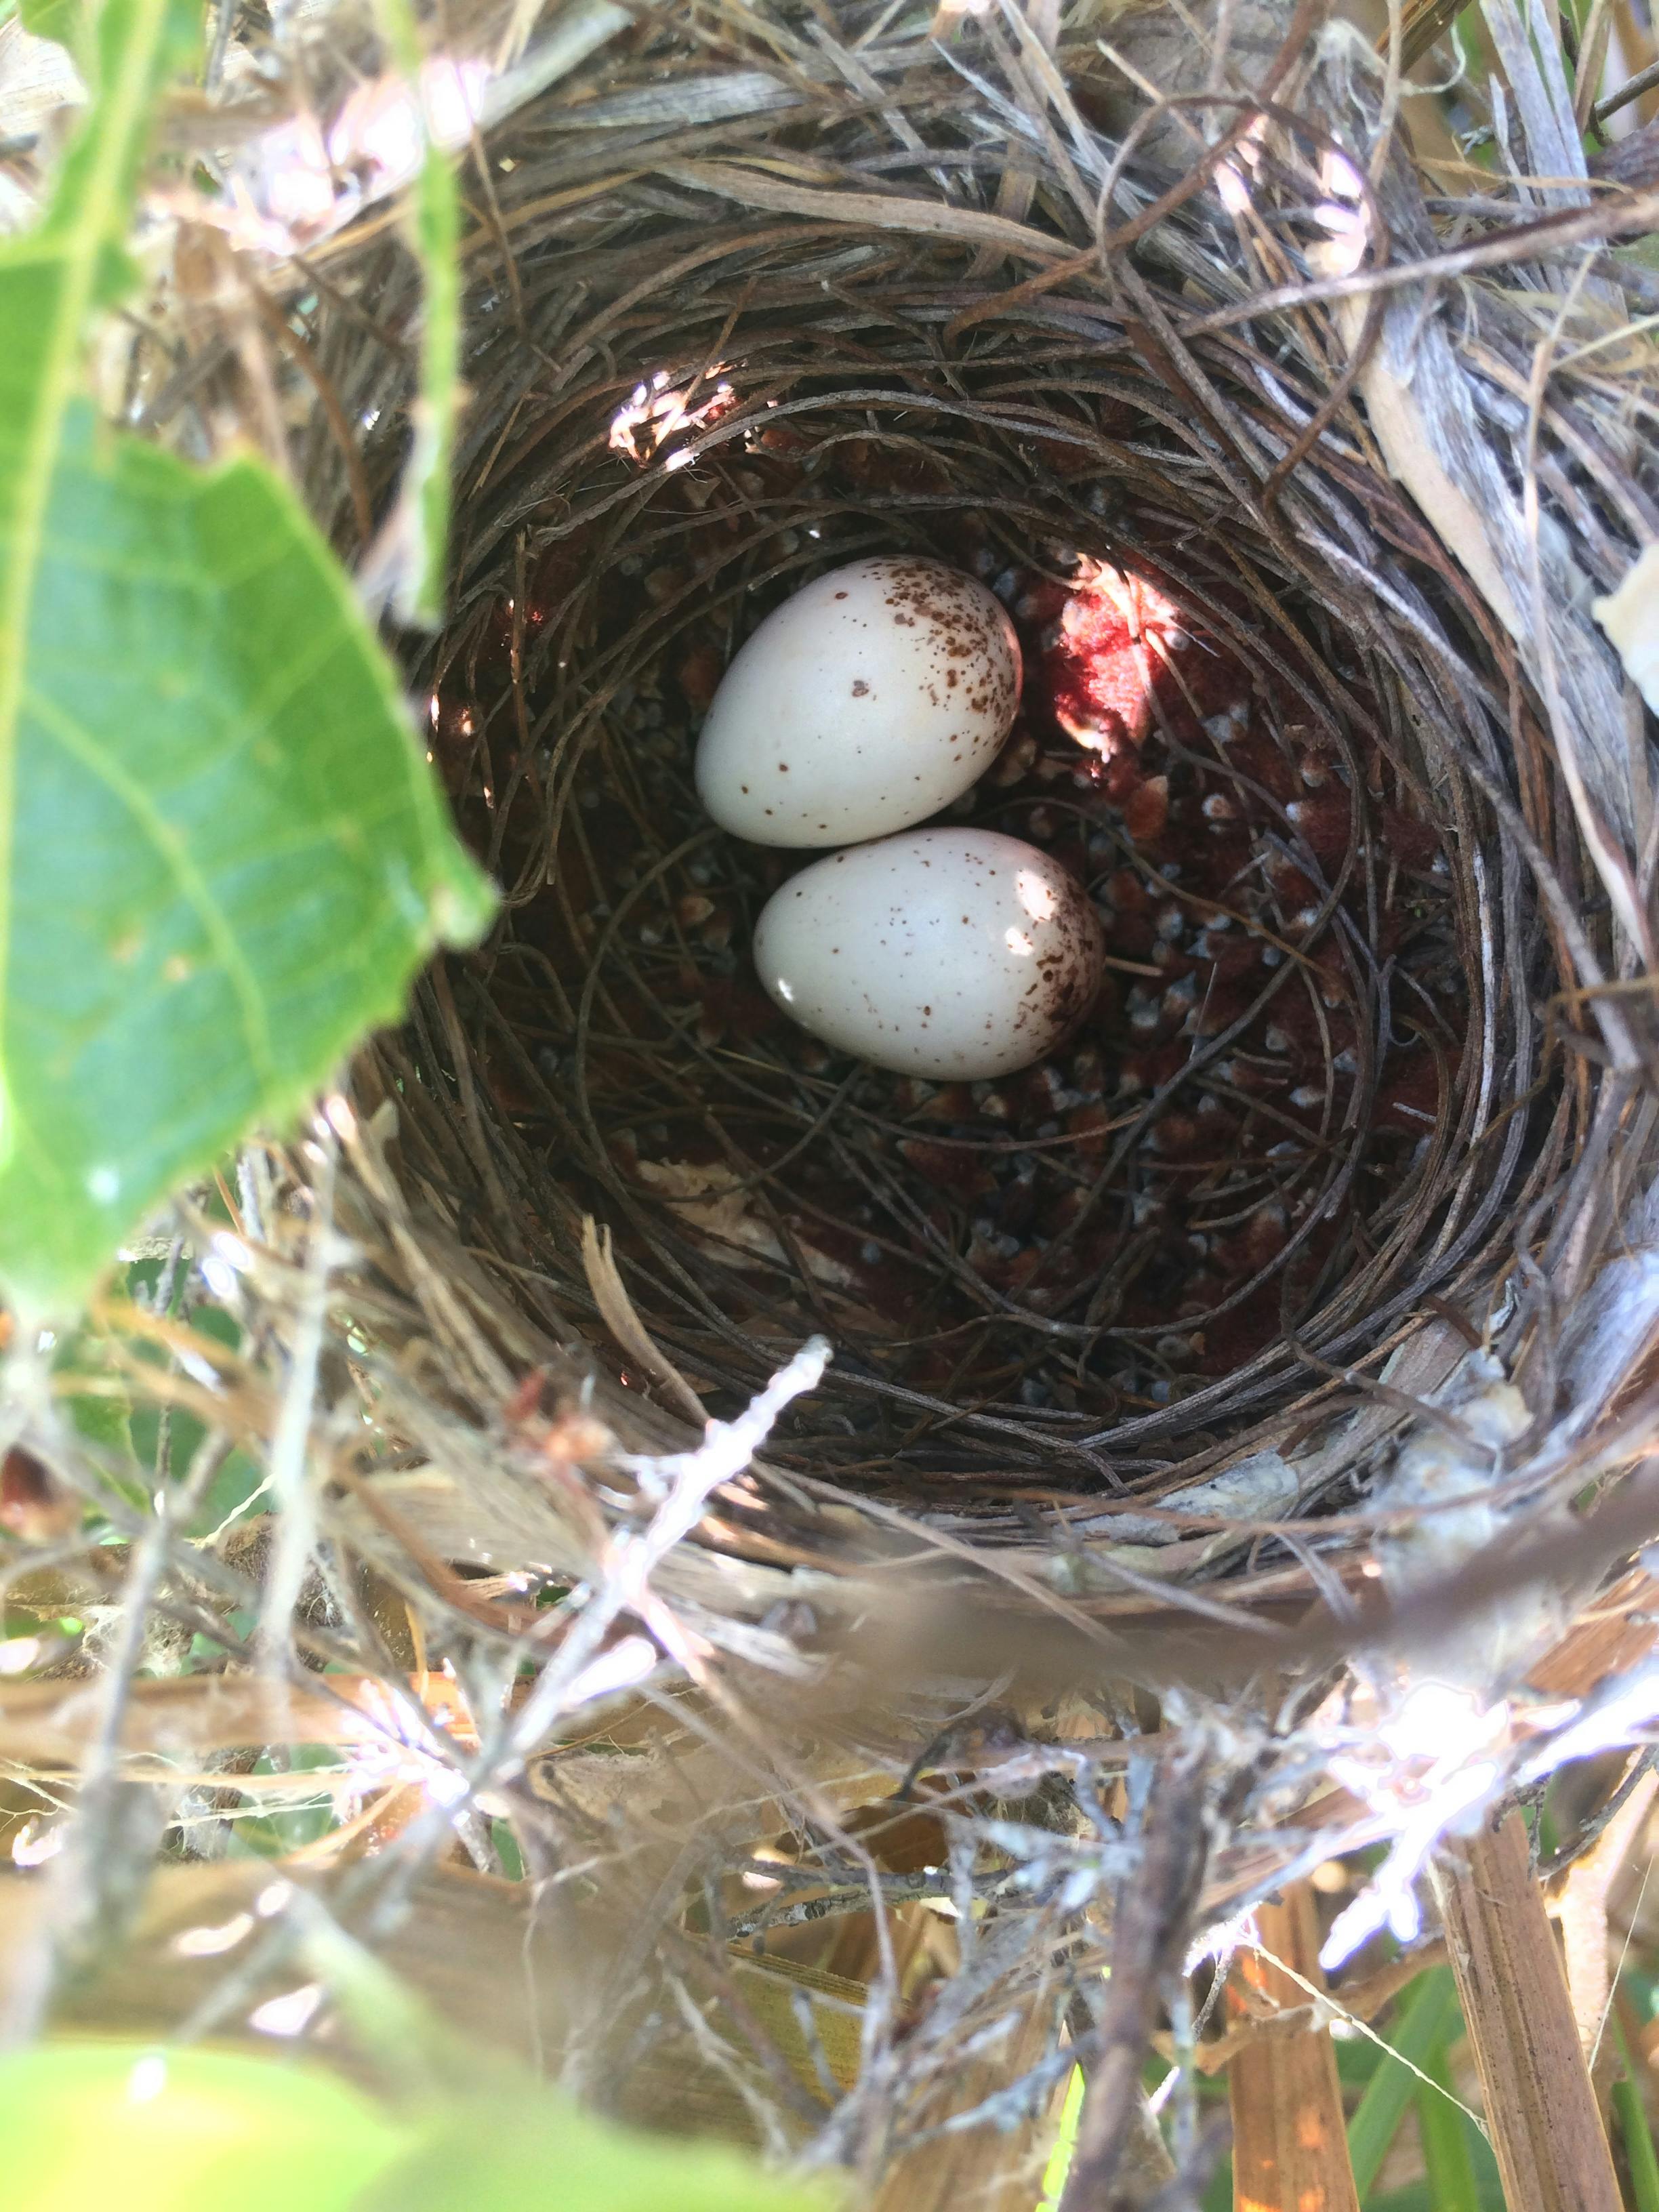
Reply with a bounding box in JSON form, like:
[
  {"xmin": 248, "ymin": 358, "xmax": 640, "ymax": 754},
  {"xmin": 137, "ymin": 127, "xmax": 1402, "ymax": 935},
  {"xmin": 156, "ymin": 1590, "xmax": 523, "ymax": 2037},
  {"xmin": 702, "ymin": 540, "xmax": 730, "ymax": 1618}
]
[
  {"xmin": 694, "ymin": 556, "xmax": 1022, "ymax": 846},
  {"xmin": 752, "ymin": 829, "xmax": 1105, "ymax": 1080}
]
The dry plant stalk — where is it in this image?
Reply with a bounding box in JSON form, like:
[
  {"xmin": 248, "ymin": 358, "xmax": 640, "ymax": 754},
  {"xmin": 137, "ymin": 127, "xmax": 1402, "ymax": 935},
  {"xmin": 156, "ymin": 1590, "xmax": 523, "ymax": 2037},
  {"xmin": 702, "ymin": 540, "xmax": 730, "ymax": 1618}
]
[
  {"xmin": 1433, "ymin": 1809, "xmax": 1622, "ymax": 2212},
  {"xmin": 0, "ymin": 1670, "xmax": 480, "ymax": 1769},
  {"xmin": 869, "ymin": 1980, "xmax": 1064, "ymax": 2212},
  {"xmin": 1228, "ymin": 1885, "xmax": 1359, "ymax": 2212},
  {"xmin": 1061, "ymin": 1745, "xmax": 1208, "ymax": 2209},
  {"xmin": 1552, "ymin": 1758, "xmax": 1659, "ymax": 2072}
]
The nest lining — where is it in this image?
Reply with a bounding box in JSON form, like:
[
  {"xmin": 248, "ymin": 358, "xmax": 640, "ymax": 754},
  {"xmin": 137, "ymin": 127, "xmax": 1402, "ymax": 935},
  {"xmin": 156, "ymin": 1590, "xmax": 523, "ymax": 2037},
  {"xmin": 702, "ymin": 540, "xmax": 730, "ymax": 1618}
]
[{"xmin": 281, "ymin": 6, "xmax": 1639, "ymax": 1577}]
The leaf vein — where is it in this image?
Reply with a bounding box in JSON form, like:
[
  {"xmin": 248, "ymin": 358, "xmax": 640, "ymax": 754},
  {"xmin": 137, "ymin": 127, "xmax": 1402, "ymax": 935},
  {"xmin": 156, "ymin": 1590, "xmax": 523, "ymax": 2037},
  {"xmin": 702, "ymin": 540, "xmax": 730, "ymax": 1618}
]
[{"xmin": 22, "ymin": 684, "xmax": 282, "ymax": 1097}]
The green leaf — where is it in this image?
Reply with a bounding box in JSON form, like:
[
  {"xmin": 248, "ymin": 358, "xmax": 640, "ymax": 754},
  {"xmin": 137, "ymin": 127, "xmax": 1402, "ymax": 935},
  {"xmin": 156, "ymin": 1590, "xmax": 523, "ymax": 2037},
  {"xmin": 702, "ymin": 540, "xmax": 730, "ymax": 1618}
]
[
  {"xmin": 0, "ymin": 2041, "xmax": 407, "ymax": 2211},
  {"xmin": 3, "ymin": 2038, "xmax": 829, "ymax": 2212},
  {"xmin": 186, "ymin": 1443, "xmax": 267, "ymax": 1534},
  {"xmin": 357, "ymin": 2095, "xmax": 832, "ymax": 2212},
  {"xmin": 0, "ymin": 0, "xmax": 495, "ymax": 1313},
  {"xmin": 1347, "ymin": 1967, "xmax": 1462, "ymax": 2197},
  {"xmin": 54, "ymin": 1320, "xmax": 134, "ymax": 1462},
  {"xmin": 18, "ymin": 0, "xmax": 79, "ymax": 52}
]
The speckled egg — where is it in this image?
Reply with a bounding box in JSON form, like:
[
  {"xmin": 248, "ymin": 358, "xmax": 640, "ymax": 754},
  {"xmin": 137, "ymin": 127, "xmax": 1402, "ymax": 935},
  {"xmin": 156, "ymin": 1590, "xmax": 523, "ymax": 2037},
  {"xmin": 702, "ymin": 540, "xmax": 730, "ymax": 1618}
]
[
  {"xmin": 694, "ymin": 556, "xmax": 1022, "ymax": 847},
  {"xmin": 752, "ymin": 829, "xmax": 1105, "ymax": 1079}
]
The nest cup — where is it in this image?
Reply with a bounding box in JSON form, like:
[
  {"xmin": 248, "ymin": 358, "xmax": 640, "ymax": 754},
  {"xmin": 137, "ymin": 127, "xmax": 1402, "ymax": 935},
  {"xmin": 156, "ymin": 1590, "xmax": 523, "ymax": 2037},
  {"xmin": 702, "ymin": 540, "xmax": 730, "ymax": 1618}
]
[{"xmin": 295, "ymin": 0, "xmax": 1654, "ymax": 1630}]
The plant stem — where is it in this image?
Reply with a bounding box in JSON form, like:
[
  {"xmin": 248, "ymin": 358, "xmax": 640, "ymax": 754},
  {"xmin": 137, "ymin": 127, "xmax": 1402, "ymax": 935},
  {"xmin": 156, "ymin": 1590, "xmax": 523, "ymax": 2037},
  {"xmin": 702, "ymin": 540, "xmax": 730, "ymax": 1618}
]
[
  {"xmin": 1061, "ymin": 1746, "xmax": 1208, "ymax": 2211},
  {"xmin": 1227, "ymin": 1883, "xmax": 1359, "ymax": 2212},
  {"xmin": 1432, "ymin": 1807, "xmax": 1622, "ymax": 2212}
]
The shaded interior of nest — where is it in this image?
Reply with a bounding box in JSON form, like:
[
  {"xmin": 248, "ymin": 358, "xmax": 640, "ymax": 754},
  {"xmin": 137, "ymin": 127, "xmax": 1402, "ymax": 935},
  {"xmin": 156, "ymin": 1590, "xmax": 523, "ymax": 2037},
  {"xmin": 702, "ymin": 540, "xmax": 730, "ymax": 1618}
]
[{"xmin": 307, "ymin": 20, "xmax": 1591, "ymax": 1550}]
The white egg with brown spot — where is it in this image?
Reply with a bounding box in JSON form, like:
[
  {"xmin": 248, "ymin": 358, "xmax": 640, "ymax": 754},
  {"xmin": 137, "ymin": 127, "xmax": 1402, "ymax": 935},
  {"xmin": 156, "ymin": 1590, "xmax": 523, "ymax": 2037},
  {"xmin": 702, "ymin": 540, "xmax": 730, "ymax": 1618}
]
[
  {"xmin": 694, "ymin": 556, "xmax": 1022, "ymax": 846},
  {"xmin": 752, "ymin": 829, "xmax": 1105, "ymax": 1080}
]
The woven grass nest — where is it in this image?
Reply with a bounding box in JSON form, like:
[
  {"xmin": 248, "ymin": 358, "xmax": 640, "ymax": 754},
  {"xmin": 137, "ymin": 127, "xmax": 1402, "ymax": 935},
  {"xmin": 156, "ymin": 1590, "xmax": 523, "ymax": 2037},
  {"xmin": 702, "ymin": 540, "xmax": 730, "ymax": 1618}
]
[
  {"xmin": 18, "ymin": 0, "xmax": 1659, "ymax": 2200},
  {"xmin": 314, "ymin": 0, "xmax": 1659, "ymax": 1598}
]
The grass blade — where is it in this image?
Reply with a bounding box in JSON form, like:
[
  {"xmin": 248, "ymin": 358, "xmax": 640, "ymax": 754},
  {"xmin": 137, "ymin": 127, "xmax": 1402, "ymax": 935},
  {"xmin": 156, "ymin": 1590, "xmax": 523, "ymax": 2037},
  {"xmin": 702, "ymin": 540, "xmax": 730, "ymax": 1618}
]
[
  {"xmin": 1614, "ymin": 2014, "xmax": 1659, "ymax": 2212},
  {"xmin": 1614, "ymin": 2080, "xmax": 1659, "ymax": 2212},
  {"xmin": 1347, "ymin": 1966, "xmax": 1461, "ymax": 2198},
  {"xmin": 1416, "ymin": 2041, "xmax": 1481, "ymax": 2212}
]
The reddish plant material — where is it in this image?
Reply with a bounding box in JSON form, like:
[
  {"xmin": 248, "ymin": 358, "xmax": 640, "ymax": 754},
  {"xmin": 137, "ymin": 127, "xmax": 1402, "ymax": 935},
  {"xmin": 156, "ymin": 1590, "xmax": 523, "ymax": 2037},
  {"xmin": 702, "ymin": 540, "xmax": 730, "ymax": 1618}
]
[{"xmin": 1041, "ymin": 563, "xmax": 1184, "ymax": 756}]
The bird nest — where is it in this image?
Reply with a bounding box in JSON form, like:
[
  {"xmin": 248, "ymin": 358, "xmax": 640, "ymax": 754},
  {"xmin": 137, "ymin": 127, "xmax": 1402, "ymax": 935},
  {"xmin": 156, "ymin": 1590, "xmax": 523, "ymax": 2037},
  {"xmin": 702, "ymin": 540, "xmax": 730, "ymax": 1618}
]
[
  {"xmin": 279, "ymin": 0, "xmax": 1659, "ymax": 1617},
  {"xmin": 19, "ymin": 0, "xmax": 1659, "ymax": 2196}
]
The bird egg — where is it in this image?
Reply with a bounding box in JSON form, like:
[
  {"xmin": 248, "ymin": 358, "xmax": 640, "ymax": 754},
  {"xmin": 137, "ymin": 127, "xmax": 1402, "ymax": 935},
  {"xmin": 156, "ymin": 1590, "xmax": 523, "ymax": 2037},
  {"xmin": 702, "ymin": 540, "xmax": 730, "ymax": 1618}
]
[
  {"xmin": 694, "ymin": 556, "xmax": 1021, "ymax": 846},
  {"xmin": 752, "ymin": 829, "xmax": 1105, "ymax": 1080}
]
